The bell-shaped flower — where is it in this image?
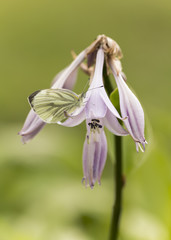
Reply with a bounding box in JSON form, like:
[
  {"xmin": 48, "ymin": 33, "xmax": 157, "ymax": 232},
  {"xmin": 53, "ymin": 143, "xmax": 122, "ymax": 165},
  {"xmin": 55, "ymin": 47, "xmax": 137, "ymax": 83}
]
[
  {"xmin": 108, "ymin": 58, "xmax": 147, "ymax": 152},
  {"xmin": 59, "ymin": 48, "xmax": 128, "ymax": 187}
]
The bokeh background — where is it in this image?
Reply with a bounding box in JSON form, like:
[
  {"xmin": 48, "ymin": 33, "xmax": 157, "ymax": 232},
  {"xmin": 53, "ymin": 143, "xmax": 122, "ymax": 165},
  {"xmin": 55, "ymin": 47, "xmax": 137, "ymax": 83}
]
[{"xmin": 0, "ymin": 0, "xmax": 171, "ymax": 239}]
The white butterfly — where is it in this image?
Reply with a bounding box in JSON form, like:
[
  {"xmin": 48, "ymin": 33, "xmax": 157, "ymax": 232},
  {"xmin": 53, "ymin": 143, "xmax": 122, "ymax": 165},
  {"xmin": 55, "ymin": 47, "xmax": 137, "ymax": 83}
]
[{"xmin": 28, "ymin": 88, "xmax": 85, "ymax": 123}]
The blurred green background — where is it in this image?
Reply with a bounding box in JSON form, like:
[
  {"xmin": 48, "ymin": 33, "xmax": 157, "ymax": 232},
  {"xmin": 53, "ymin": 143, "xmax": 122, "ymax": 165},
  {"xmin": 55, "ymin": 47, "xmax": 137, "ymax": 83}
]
[{"xmin": 0, "ymin": 0, "xmax": 171, "ymax": 239}]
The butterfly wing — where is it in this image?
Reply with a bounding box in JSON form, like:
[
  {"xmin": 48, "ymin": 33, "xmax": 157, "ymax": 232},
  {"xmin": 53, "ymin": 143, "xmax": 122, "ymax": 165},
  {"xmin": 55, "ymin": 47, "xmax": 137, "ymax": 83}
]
[{"xmin": 28, "ymin": 89, "xmax": 80, "ymax": 123}]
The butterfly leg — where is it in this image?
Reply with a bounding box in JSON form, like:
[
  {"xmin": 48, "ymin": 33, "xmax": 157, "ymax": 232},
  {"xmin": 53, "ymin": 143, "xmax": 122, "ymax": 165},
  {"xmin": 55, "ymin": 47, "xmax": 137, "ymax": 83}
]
[{"xmin": 64, "ymin": 111, "xmax": 74, "ymax": 119}]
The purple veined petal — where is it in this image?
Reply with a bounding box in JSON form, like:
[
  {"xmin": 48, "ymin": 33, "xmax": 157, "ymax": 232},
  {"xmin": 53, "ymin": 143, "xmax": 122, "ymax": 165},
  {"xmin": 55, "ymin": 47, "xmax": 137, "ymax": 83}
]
[
  {"xmin": 87, "ymin": 50, "xmax": 122, "ymax": 121},
  {"xmin": 104, "ymin": 109, "xmax": 128, "ymax": 136},
  {"xmin": 82, "ymin": 134, "xmax": 96, "ymax": 188},
  {"xmin": 19, "ymin": 111, "xmax": 45, "ymax": 143},
  {"xmin": 92, "ymin": 140, "xmax": 101, "ymax": 185},
  {"xmin": 19, "ymin": 109, "xmax": 39, "ymax": 133},
  {"xmin": 98, "ymin": 130, "xmax": 107, "ymax": 184},
  {"xmin": 83, "ymin": 125, "xmax": 107, "ymax": 188},
  {"xmin": 59, "ymin": 109, "xmax": 85, "ymax": 127},
  {"xmin": 85, "ymin": 48, "xmax": 122, "ymax": 120},
  {"xmin": 20, "ymin": 122, "xmax": 45, "ymax": 144},
  {"xmin": 116, "ymin": 73, "xmax": 145, "ymax": 142},
  {"xmin": 82, "ymin": 136, "xmax": 89, "ymax": 187},
  {"xmin": 89, "ymin": 48, "xmax": 104, "ymax": 88},
  {"xmin": 85, "ymin": 90, "xmax": 107, "ymax": 119},
  {"xmin": 109, "ymin": 59, "xmax": 146, "ymax": 148}
]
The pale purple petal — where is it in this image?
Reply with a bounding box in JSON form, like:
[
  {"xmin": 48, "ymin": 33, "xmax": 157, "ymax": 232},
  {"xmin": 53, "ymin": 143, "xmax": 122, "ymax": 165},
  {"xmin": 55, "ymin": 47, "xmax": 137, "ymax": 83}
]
[
  {"xmin": 82, "ymin": 135, "xmax": 96, "ymax": 188},
  {"xmin": 116, "ymin": 73, "xmax": 145, "ymax": 143},
  {"xmin": 19, "ymin": 109, "xmax": 39, "ymax": 133},
  {"xmin": 82, "ymin": 136, "xmax": 89, "ymax": 187},
  {"xmin": 98, "ymin": 130, "xmax": 107, "ymax": 184},
  {"xmin": 89, "ymin": 48, "xmax": 104, "ymax": 88},
  {"xmin": 104, "ymin": 109, "xmax": 128, "ymax": 136},
  {"xmin": 85, "ymin": 90, "xmax": 107, "ymax": 119},
  {"xmin": 82, "ymin": 129, "xmax": 107, "ymax": 188},
  {"xmin": 92, "ymin": 141, "xmax": 101, "ymax": 185},
  {"xmin": 86, "ymin": 48, "xmax": 123, "ymax": 120},
  {"xmin": 109, "ymin": 59, "xmax": 146, "ymax": 149},
  {"xmin": 19, "ymin": 110, "xmax": 45, "ymax": 143}
]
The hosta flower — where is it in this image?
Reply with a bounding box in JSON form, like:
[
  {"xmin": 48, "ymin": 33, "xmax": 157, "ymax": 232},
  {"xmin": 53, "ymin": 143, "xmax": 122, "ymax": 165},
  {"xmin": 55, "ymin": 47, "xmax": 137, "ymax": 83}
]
[
  {"xmin": 59, "ymin": 48, "xmax": 128, "ymax": 187},
  {"xmin": 108, "ymin": 58, "xmax": 147, "ymax": 152},
  {"xmin": 19, "ymin": 34, "xmax": 147, "ymax": 187}
]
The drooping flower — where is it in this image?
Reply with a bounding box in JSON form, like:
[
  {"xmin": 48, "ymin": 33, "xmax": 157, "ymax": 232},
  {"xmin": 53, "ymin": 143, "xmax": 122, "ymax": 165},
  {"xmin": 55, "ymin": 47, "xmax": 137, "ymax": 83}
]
[
  {"xmin": 19, "ymin": 34, "xmax": 147, "ymax": 187},
  {"xmin": 59, "ymin": 48, "xmax": 128, "ymax": 187}
]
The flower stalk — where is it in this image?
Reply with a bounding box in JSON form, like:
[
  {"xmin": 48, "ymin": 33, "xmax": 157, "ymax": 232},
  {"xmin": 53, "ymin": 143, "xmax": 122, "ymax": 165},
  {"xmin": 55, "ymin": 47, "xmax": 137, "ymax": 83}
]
[
  {"xmin": 103, "ymin": 67, "xmax": 123, "ymax": 240},
  {"xmin": 109, "ymin": 135, "xmax": 123, "ymax": 240}
]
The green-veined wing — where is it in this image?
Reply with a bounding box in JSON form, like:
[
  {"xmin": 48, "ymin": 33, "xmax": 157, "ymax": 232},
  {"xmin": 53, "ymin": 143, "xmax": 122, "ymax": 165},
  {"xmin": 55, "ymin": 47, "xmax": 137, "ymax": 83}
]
[{"xmin": 28, "ymin": 88, "xmax": 85, "ymax": 123}]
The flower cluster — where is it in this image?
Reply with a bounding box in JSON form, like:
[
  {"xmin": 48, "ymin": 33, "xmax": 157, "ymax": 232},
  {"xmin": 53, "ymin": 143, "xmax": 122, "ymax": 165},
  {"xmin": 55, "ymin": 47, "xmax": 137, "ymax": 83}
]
[{"xmin": 19, "ymin": 35, "xmax": 147, "ymax": 188}]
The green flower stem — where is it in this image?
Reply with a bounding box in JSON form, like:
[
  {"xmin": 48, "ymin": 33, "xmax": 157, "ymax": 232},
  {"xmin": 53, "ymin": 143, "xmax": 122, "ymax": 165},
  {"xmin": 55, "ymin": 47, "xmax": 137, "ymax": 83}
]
[{"xmin": 109, "ymin": 135, "xmax": 123, "ymax": 240}]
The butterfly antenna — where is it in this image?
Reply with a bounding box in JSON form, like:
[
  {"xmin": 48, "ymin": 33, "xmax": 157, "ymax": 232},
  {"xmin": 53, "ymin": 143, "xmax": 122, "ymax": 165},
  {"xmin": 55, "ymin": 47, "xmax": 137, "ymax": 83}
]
[
  {"xmin": 88, "ymin": 85, "xmax": 103, "ymax": 91},
  {"xmin": 82, "ymin": 79, "xmax": 90, "ymax": 93}
]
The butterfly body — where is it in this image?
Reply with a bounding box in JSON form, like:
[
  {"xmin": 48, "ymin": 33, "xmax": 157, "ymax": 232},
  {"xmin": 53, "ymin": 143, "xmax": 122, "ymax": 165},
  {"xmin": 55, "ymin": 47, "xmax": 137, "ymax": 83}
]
[{"xmin": 28, "ymin": 88, "xmax": 85, "ymax": 123}]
